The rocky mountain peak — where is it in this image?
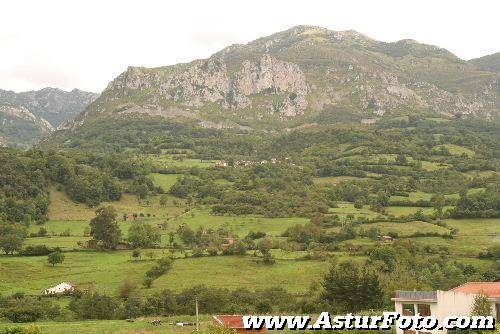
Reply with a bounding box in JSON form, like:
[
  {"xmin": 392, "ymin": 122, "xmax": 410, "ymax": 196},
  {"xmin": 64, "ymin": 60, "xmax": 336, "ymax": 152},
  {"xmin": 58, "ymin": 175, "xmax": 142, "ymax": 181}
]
[{"xmin": 69, "ymin": 26, "xmax": 500, "ymax": 130}]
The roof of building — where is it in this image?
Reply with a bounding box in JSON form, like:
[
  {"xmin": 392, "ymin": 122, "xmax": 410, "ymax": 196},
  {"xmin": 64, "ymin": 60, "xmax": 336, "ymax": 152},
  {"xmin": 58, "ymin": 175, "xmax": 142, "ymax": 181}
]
[
  {"xmin": 451, "ymin": 282, "xmax": 500, "ymax": 298},
  {"xmin": 212, "ymin": 315, "xmax": 246, "ymax": 329}
]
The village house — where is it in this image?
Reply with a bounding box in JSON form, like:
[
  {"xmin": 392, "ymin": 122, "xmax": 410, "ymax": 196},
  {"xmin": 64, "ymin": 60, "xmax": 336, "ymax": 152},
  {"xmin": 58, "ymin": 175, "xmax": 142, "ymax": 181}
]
[
  {"xmin": 392, "ymin": 282, "xmax": 500, "ymax": 334},
  {"xmin": 377, "ymin": 235, "xmax": 394, "ymax": 242},
  {"xmin": 43, "ymin": 282, "xmax": 75, "ymax": 295},
  {"xmin": 212, "ymin": 315, "xmax": 266, "ymax": 333},
  {"xmin": 215, "ymin": 160, "xmax": 228, "ymax": 167}
]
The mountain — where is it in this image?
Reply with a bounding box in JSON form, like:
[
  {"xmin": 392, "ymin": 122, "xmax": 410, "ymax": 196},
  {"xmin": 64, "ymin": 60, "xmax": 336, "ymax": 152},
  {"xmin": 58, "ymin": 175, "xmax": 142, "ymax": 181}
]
[
  {"xmin": 65, "ymin": 26, "xmax": 500, "ymax": 131},
  {"xmin": 0, "ymin": 87, "xmax": 98, "ymax": 127},
  {"xmin": 0, "ymin": 102, "xmax": 54, "ymax": 147},
  {"xmin": 470, "ymin": 53, "xmax": 500, "ymax": 73}
]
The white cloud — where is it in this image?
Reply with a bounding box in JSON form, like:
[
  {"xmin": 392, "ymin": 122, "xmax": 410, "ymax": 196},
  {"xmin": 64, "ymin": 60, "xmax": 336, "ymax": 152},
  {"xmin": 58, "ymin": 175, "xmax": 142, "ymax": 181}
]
[{"xmin": 0, "ymin": 0, "xmax": 498, "ymax": 93}]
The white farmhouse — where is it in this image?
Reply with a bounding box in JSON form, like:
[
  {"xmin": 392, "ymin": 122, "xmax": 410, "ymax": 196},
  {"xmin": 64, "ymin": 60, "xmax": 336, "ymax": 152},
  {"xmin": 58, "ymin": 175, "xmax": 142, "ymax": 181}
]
[
  {"xmin": 43, "ymin": 282, "xmax": 75, "ymax": 295},
  {"xmin": 392, "ymin": 282, "xmax": 500, "ymax": 334}
]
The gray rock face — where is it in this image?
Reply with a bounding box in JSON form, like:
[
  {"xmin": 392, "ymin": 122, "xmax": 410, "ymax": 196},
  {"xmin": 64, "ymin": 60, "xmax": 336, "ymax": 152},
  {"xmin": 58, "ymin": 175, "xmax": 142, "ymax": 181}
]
[
  {"xmin": 0, "ymin": 104, "xmax": 54, "ymax": 132},
  {"xmin": 72, "ymin": 25, "xmax": 500, "ymax": 129},
  {"xmin": 0, "ymin": 103, "xmax": 55, "ymax": 147},
  {"xmin": 235, "ymin": 54, "xmax": 308, "ymax": 95},
  {"xmin": 163, "ymin": 59, "xmax": 231, "ymax": 106},
  {"xmin": 0, "ymin": 88, "xmax": 98, "ymax": 127},
  {"xmin": 78, "ymin": 53, "xmax": 309, "ymax": 124},
  {"xmin": 231, "ymin": 54, "xmax": 309, "ymax": 115}
]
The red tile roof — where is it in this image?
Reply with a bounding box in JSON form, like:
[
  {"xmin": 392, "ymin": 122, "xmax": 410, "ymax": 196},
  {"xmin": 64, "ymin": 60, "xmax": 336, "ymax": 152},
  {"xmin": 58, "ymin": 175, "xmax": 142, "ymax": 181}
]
[
  {"xmin": 213, "ymin": 315, "xmax": 246, "ymax": 328},
  {"xmin": 452, "ymin": 282, "xmax": 500, "ymax": 298}
]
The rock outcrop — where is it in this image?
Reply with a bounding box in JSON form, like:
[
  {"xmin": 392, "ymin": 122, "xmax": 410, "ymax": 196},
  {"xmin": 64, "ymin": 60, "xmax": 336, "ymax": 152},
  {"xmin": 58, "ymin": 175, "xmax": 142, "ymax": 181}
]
[
  {"xmin": 71, "ymin": 25, "xmax": 500, "ymax": 129},
  {"xmin": 0, "ymin": 88, "xmax": 98, "ymax": 127}
]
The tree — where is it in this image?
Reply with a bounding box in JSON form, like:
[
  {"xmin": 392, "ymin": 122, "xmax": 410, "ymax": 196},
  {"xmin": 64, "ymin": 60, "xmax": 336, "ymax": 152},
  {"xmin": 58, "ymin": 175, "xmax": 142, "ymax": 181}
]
[
  {"xmin": 132, "ymin": 249, "xmax": 141, "ymax": 260},
  {"xmin": 223, "ymin": 240, "xmax": 248, "ymax": 256},
  {"xmin": 168, "ymin": 232, "xmax": 175, "ymax": 247},
  {"xmin": 0, "ymin": 234, "xmax": 24, "ymax": 255},
  {"xmin": 177, "ymin": 224, "xmax": 196, "ymax": 245},
  {"xmin": 396, "ymin": 154, "xmax": 407, "ymax": 165},
  {"xmin": 133, "ymin": 184, "xmax": 149, "ymax": 200},
  {"xmin": 37, "ymin": 227, "xmax": 47, "ymax": 237},
  {"xmin": 159, "ymin": 194, "xmax": 169, "ymax": 207},
  {"xmin": 321, "ymin": 260, "xmax": 383, "ymax": 312},
  {"xmin": 146, "ymin": 251, "xmax": 155, "ymax": 260},
  {"xmin": 353, "ymin": 198, "xmax": 364, "ymax": 209},
  {"xmin": 369, "ymin": 246, "xmax": 397, "ymax": 269},
  {"xmin": 471, "ymin": 292, "xmax": 492, "ymax": 316},
  {"xmin": 128, "ymin": 223, "xmax": 161, "ymax": 248},
  {"xmin": 117, "ymin": 280, "xmax": 137, "ymax": 300},
  {"xmin": 257, "ymin": 238, "xmax": 273, "ymax": 257},
  {"xmin": 431, "ymin": 194, "xmax": 446, "ymax": 219},
  {"xmin": 69, "ymin": 291, "xmax": 118, "ymax": 319},
  {"xmin": 89, "ymin": 206, "xmax": 121, "ymax": 249},
  {"xmin": 0, "ymin": 223, "xmax": 26, "ymax": 255},
  {"xmin": 47, "ymin": 251, "xmax": 65, "ymax": 266}
]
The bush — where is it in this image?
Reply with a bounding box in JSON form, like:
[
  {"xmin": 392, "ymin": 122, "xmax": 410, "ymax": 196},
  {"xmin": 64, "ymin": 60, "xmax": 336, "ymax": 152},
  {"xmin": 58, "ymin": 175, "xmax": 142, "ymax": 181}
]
[
  {"xmin": 0, "ymin": 296, "xmax": 60, "ymax": 323},
  {"xmin": 69, "ymin": 291, "xmax": 118, "ymax": 319},
  {"xmin": 0, "ymin": 325, "xmax": 43, "ymax": 334},
  {"xmin": 19, "ymin": 245, "xmax": 56, "ymax": 256}
]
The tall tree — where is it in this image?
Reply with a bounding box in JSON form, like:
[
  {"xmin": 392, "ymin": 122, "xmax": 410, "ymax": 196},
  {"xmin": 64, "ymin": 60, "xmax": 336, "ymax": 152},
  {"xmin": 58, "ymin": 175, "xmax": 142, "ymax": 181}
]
[
  {"xmin": 0, "ymin": 222, "xmax": 26, "ymax": 255},
  {"xmin": 431, "ymin": 194, "xmax": 446, "ymax": 219},
  {"xmin": 89, "ymin": 206, "xmax": 121, "ymax": 249},
  {"xmin": 321, "ymin": 260, "xmax": 383, "ymax": 312},
  {"xmin": 128, "ymin": 223, "xmax": 161, "ymax": 248},
  {"xmin": 471, "ymin": 292, "xmax": 492, "ymax": 316}
]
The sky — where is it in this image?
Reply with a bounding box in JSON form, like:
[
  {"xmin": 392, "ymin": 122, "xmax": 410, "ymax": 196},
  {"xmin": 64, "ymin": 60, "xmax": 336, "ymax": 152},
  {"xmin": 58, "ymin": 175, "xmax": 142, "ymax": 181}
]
[{"xmin": 1, "ymin": 0, "xmax": 499, "ymax": 93}]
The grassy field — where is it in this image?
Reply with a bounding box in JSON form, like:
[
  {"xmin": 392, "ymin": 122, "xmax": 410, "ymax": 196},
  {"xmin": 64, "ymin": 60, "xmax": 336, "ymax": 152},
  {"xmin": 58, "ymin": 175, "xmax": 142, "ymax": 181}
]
[
  {"xmin": 147, "ymin": 154, "xmax": 217, "ymax": 169},
  {"xmin": 328, "ymin": 202, "xmax": 379, "ymax": 218},
  {"xmin": 0, "ymin": 250, "xmax": 328, "ymax": 296},
  {"xmin": 438, "ymin": 144, "xmax": 475, "ymax": 157},
  {"xmin": 0, "ymin": 250, "xmax": 158, "ymax": 295},
  {"xmin": 48, "ymin": 188, "xmax": 186, "ymax": 221},
  {"xmin": 420, "ymin": 160, "xmax": 450, "ymax": 171},
  {"xmin": 313, "ymin": 176, "xmax": 368, "ymax": 185},
  {"xmin": 168, "ymin": 209, "xmax": 308, "ymax": 237},
  {"xmin": 153, "ymin": 256, "xmax": 327, "ymax": 292},
  {"xmin": 0, "ymin": 315, "xmax": 321, "ymax": 334},
  {"xmin": 149, "ymin": 173, "xmax": 181, "ymax": 191},
  {"xmin": 0, "ymin": 316, "xmax": 205, "ymax": 334},
  {"xmin": 360, "ymin": 221, "xmax": 449, "ymax": 237}
]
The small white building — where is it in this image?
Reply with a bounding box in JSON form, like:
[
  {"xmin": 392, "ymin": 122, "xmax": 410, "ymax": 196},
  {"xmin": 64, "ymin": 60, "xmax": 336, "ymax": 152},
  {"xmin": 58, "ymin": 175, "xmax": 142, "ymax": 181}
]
[
  {"xmin": 43, "ymin": 282, "xmax": 75, "ymax": 295},
  {"xmin": 392, "ymin": 282, "xmax": 500, "ymax": 334}
]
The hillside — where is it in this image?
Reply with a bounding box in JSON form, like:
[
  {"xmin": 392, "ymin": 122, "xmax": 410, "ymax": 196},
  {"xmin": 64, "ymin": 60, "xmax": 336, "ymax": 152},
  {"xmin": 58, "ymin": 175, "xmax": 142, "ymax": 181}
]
[
  {"xmin": 0, "ymin": 87, "xmax": 98, "ymax": 147},
  {"xmin": 0, "ymin": 87, "xmax": 98, "ymax": 127},
  {"xmin": 1, "ymin": 25, "xmax": 499, "ymax": 334},
  {"xmin": 66, "ymin": 25, "xmax": 500, "ymax": 131},
  {"xmin": 0, "ymin": 103, "xmax": 54, "ymax": 147},
  {"xmin": 470, "ymin": 53, "xmax": 500, "ymax": 73}
]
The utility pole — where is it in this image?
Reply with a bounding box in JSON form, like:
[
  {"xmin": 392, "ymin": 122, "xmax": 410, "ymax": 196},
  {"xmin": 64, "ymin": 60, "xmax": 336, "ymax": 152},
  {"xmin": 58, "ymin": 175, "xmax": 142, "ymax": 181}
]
[{"xmin": 196, "ymin": 298, "xmax": 199, "ymax": 332}]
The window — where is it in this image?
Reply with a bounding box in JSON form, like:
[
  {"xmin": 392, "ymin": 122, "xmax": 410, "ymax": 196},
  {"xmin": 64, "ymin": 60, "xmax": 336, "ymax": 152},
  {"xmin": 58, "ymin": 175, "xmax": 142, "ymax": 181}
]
[
  {"xmin": 403, "ymin": 304, "xmax": 415, "ymax": 316},
  {"xmin": 417, "ymin": 304, "xmax": 431, "ymax": 316}
]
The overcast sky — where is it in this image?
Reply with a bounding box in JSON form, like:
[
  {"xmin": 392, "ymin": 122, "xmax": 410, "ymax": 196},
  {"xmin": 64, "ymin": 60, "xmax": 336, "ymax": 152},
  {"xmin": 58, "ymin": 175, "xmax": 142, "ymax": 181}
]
[{"xmin": 1, "ymin": 0, "xmax": 499, "ymax": 93}]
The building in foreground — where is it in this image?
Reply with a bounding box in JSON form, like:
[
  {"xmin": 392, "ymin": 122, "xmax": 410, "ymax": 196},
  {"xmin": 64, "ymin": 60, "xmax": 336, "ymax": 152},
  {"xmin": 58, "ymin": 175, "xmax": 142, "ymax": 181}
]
[
  {"xmin": 392, "ymin": 282, "xmax": 500, "ymax": 334},
  {"xmin": 212, "ymin": 315, "xmax": 266, "ymax": 333}
]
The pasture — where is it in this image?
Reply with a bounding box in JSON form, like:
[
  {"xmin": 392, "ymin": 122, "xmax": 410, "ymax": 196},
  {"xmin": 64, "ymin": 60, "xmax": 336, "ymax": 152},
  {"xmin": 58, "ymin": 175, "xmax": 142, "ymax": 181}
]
[
  {"xmin": 0, "ymin": 251, "xmax": 328, "ymax": 296},
  {"xmin": 0, "ymin": 316, "xmax": 204, "ymax": 334}
]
